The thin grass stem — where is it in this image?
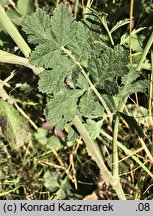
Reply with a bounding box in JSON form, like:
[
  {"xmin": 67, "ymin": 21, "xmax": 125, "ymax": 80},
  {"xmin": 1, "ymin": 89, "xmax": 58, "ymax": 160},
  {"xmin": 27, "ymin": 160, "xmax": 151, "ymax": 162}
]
[{"xmin": 137, "ymin": 32, "xmax": 153, "ymax": 71}]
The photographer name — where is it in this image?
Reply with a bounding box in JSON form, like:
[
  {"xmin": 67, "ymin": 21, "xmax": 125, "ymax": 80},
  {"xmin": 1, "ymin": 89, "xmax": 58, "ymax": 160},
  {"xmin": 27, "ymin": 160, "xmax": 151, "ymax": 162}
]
[{"xmin": 20, "ymin": 202, "xmax": 114, "ymax": 212}]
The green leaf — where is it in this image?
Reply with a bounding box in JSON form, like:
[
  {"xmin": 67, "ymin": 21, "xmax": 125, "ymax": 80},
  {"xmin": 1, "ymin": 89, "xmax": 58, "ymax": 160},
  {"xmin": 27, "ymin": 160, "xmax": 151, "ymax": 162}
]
[
  {"xmin": 22, "ymin": 3, "xmax": 92, "ymax": 101},
  {"xmin": 22, "ymin": 4, "xmax": 76, "ymax": 47},
  {"xmin": 44, "ymin": 170, "xmax": 72, "ymax": 199},
  {"xmin": 79, "ymin": 91, "xmax": 103, "ymax": 118},
  {"xmin": 22, "ymin": 4, "xmax": 89, "ymax": 68},
  {"xmin": 22, "ymin": 8, "xmax": 52, "ymax": 44},
  {"xmin": 50, "ymin": 3, "xmax": 76, "ymax": 46},
  {"xmin": 17, "ymin": 0, "xmax": 34, "ymax": 17},
  {"xmin": 34, "ymin": 128, "xmax": 48, "ymax": 145},
  {"xmin": 118, "ymin": 112, "xmax": 145, "ymax": 138},
  {"xmin": 47, "ymin": 136, "xmax": 62, "ymax": 151},
  {"xmin": 0, "ymin": 99, "xmax": 30, "ymax": 149},
  {"xmin": 75, "ymin": 73, "xmax": 89, "ymax": 90},
  {"xmin": 44, "ymin": 170, "xmax": 60, "ymax": 192},
  {"xmin": 89, "ymin": 45, "xmax": 129, "ymax": 88},
  {"xmin": 56, "ymin": 177, "xmax": 72, "ymax": 199},
  {"xmin": 110, "ymin": 18, "xmax": 130, "ymax": 33},
  {"xmin": 120, "ymin": 27, "xmax": 146, "ymax": 45},
  {"xmin": 45, "ymin": 90, "xmax": 84, "ymax": 129},
  {"xmin": 117, "ymin": 65, "xmax": 148, "ymax": 100},
  {"xmin": 84, "ymin": 119, "xmax": 102, "ymax": 140},
  {"xmin": 30, "ymin": 42, "xmax": 62, "ymax": 68},
  {"xmin": 66, "ymin": 22, "xmax": 90, "ymax": 62},
  {"xmin": 38, "ymin": 58, "xmax": 73, "ymax": 94}
]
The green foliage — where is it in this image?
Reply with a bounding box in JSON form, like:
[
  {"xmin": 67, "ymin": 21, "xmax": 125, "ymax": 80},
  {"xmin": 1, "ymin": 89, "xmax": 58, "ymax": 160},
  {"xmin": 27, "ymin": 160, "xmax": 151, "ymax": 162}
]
[
  {"xmin": 110, "ymin": 18, "xmax": 130, "ymax": 34},
  {"xmin": 45, "ymin": 89, "xmax": 83, "ymax": 130},
  {"xmin": 0, "ymin": 0, "xmax": 34, "ymax": 26},
  {"xmin": 22, "ymin": 8, "xmax": 52, "ymax": 45},
  {"xmin": 79, "ymin": 91, "xmax": 103, "ymax": 118},
  {"xmin": 0, "ymin": 99, "xmax": 30, "ymax": 149},
  {"xmin": 118, "ymin": 112, "xmax": 145, "ymax": 138},
  {"xmin": 44, "ymin": 170, "xmax": 72, "ymax": 199},
  {"xmin": 34, "ymin": 128, "xmax": 62, "ymax": 150},
  {"xmin": 84, "ymin": 119, "xmax": 102, "ymax": 140},
  {"xmin": 117, "ymin": 65, "xmax": 148, "ymax": 101},
  {"xmin": 43, "ymin": 170, "xmax": 61, "ymax": 193},
  {"xmin": 34, "ymin": 128, "xmax": 48, "ymax": 145},
  {"xmin": 38, "ymin": 59, "xmax": 73, "ymax": 94},
  {"xmin": 47, "ymin": 136, "xmax": 62, "ymax": 151},
  {"xmin": 22, "ymin": 3, "xmax": 147, "ymax": 134},
  {"xmin": 22, "ymin": 5, "xmax": 79, "ymax": 68},
  {"xmin": 88, "ymin": 45, "xmax": 129, "ymax": 90}
]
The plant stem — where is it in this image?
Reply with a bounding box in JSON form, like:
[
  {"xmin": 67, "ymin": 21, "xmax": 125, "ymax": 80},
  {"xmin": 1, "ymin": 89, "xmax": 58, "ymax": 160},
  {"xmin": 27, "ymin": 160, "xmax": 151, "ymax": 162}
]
[
  {"xmin": 112, "ymin": 101, "xmax": 126, "ymax": 182},
  {"xmin": 104, "ymin": 25, "xmax": 114, "ymax": 46},
  {"xmin": 74, "ymin": 0, "xmax": 79, "ymax": 19},
  {"xmin": 149, "ymin": 50, "xmax": 153, "ymax": 127},
  {"xmin": 151, "ymin": 50, "xmax": 153, "ymax": 155},
  {"xmin": 136, "ymin": 32, "xmax": 153, "ymax": 71},
  {"xmin": 73, "ymin": 115, "xmax": 126, "ymax": 200},
  {"xmin": 83, "ymin": 0, "xmax": 94, "ymax": 19},
  {"xmin": 0, "ymin": 50, "xmax": 42, "ymax": 74},
  {"xmin": 61, "ymin": 46, "xmax": 112, "ymax": 119},
  {"xmin": 95, "ymin": 12, "xmax": 114, "ymax": 46},
  {"xmin": 0, "ymin": 5, "xmax": 31, "ymax": 58},
  {"xmin": 112, "ymin": 115, "xmax": 119, "ymax": 177},
  {"xmin": 129, "ymin": 0, "xmax": 134, "ymax": 64},
  {"xmin": 89, "ymin": 11, "xmax": 114, "ymax": 46}
]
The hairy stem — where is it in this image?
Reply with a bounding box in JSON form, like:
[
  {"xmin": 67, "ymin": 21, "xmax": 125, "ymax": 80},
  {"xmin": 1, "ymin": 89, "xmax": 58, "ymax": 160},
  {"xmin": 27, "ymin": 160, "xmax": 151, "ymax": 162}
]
[
  {"xmin": 0, "ymin": 50, "xmax": 42, "ymax": 75},
  {"xmin": 73, "ymin": 115, "xmax": 126, "ymax": 200}
]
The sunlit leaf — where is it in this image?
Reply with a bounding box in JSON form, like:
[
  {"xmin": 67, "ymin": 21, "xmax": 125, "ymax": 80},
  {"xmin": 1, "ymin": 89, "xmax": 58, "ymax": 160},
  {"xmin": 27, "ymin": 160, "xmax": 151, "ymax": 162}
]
[{"xmin": 0, "ymin": 99, "xmax": 30, "ymax": 149}]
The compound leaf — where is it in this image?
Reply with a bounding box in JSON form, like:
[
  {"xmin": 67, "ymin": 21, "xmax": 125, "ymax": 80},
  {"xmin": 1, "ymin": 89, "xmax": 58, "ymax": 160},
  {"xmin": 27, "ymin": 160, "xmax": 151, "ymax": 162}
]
[{"xmin": 22, "ymin": 4, "xmax": 148, "ymax": 139}]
